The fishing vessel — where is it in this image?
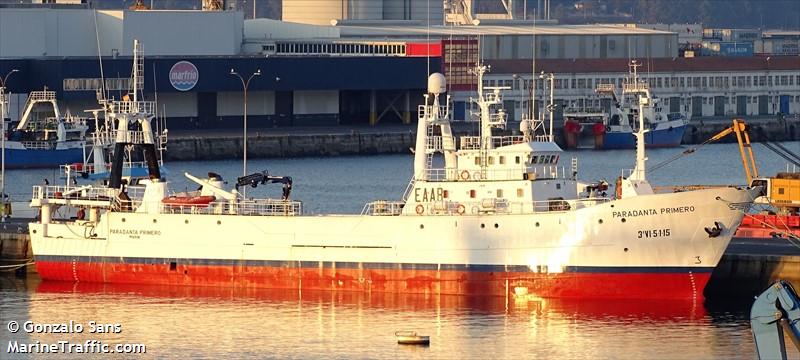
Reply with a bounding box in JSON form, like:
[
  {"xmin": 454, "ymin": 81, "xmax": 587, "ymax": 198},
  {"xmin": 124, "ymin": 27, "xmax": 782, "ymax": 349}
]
[
  {"xmin": 563, "ymin": 61, "xmax": 689, "ymax": 150},
  {"xmin": 28, "ymin": 65, "xmax": 759, "ymax": 300},
  {"xmin": 2, "ymin": 89, "xmax": 88, "ymax": 168},
  {"xmin": 62, "ymin": 40, "xmax": 168, "ymax": 183}
]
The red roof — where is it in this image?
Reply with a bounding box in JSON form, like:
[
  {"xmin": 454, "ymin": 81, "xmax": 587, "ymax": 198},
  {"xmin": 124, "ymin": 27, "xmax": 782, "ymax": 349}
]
[{"xmin": 488, "ymin": 56, "xmax": 800, "ymax": 74}]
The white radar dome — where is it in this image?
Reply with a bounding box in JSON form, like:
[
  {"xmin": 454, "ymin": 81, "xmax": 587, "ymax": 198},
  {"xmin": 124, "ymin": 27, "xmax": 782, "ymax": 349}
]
[{"xmin": 427, "ymin": 73, "xmax": 447, "ymax": 94}]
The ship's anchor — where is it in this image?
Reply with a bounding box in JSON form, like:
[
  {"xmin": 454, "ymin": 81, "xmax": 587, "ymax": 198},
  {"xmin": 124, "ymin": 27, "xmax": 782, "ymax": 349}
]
[{"xmin": 704, "ymin": 222, "xmax": 723, "ymax": 238}]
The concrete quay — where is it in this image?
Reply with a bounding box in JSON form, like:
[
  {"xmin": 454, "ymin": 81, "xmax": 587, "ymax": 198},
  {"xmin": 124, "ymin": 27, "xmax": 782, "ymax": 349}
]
[{"xmin": 164, "ymin": 116, "xmax": 799, "ymax": 161}]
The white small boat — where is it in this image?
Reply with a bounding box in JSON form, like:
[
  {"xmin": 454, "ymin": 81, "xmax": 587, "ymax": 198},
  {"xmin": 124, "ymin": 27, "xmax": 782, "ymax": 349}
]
[{"xmin": 395, "ymin": 331, "xmax": 430, "ymax": 345}]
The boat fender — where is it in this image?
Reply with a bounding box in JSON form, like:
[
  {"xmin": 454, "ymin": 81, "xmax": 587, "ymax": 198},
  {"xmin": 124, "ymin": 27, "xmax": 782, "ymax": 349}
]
[
  {"xmin": 460, "ymin": 170, "xmax": 470, "ymax": 181},
  {"xmin": 415, "ymin": 204, "xmax": 425, "ymax": 215},
  {"xmin": 456, "ymin": 204, "xmax": 466, "ymax": 215}
]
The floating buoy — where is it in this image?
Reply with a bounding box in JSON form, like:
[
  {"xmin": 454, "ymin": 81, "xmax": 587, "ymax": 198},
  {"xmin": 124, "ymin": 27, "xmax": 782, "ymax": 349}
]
[{"xmin": 395, "ymin": 331, "xmax": 430, "ymax": 345}]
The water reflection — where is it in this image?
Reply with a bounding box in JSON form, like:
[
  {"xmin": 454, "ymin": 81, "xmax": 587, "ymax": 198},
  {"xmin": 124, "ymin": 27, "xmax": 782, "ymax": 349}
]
[{"xmin": 0, "ymin": 278, "xmax": 756, "ymax": 359}]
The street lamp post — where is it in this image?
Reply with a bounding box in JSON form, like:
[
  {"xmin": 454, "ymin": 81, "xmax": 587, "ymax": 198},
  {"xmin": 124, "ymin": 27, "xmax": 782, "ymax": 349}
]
[
  {"xmin": 229, "ymin": 68, "xmax": 261, "ymax": 179},
  {"xmin": 0, "ymin": 69, "xmax": 19, "ymax": 221}
]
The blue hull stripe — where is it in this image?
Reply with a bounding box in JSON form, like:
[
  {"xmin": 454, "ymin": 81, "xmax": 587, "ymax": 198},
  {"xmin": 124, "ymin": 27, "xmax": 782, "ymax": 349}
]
[
  {"xmin": 603, "ymin": 124, "xmax": 686, "ymax": 149},
  {"xmin": 34, "ymin": 254, "xmax": 714, "ymax": 274},
  {"xmin": 6, "ymin": 147, "xmax": 83, "ymax": 169}
]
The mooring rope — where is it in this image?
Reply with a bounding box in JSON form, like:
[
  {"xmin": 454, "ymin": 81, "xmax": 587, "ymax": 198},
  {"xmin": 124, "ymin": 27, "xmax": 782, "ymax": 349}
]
[{"xmin": 0, "ymin": 260, "xmax": 34, "ymax": 272}]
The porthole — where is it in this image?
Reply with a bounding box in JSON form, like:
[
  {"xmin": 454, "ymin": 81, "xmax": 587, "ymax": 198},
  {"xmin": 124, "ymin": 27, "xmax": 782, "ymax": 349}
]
[
  {"xmin": 624, "ymin": 248, "xmax": 629, "ymax": 252},
  {"xmin": 420, "ymin": 224, "xmax": 424, "ymax": 229},
  {"xmin": 185, "ymin": 220, "xmax": 189, "ymax": 224},
  {"xmin": 152, "ymin": 219, "xmax": 157, "ymax": 224},
  {"xmin": 480, "ymin": 224, "xmax": 486, "ymax": 229},
  {"xmin": 535, "ymin": 222, "xmax": 540, "ymax": 227},
  {"xmin": 217, "ymin": 220, "xmax": 222, "ymax": 225},
  {"xmin": 121, "ymin": 218, "xmax": 126, "ymax": 223},
  {"xmin": 598, "ymin": 219, "xmax": 603, "ymax": 224},
  {"xmin": 494, "ymin": 223, "xmax": 499, "ymax": 228},
  {"xmin": 621, "ymin": 218, "xmax": 626, "ymax": 223}
]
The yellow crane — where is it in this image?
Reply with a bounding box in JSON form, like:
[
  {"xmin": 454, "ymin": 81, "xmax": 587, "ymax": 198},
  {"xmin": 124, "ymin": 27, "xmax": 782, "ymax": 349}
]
[
  {"xmin": 652, "ymin": 118, "xmax": 799, "ymax": 215},
  {"xmin": 708, "ymin": 119, "xmax": 800, "ymax": 215},
  {"xmin": 707, "ymin": 119, "xmax": 760, "ymax": 185}
]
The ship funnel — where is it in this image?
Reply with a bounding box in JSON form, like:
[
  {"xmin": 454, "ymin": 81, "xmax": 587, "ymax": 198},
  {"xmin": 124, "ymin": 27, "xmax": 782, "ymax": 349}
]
[{"xmin": 428, "ymin": 73, "xmax": 446, "ymax": 94}]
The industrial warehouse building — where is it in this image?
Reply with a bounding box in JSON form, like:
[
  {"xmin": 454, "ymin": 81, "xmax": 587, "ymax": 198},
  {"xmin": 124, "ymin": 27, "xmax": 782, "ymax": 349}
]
[{"xmin": 0, "ymin": 2, "xmax": 798, "ymax": 129}]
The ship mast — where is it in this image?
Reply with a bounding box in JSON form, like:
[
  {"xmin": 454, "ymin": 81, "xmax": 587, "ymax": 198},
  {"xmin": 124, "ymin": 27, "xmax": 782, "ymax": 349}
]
[
  {"xmin": 413, "ymin": 73, "xmax": 453, "ymax": 181},
  {"xmin": 628, "ymin": 60, "xmax": 649, "ymax": 182}
]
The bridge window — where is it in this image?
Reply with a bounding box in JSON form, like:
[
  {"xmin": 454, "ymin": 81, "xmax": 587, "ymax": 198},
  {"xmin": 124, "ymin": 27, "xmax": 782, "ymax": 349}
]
[
  {"xmin": 470, "ymin": 190, "xmax": 476, "ymax": 198},
  {"xmin": 496, "ymin": 189, "xmax": 504, "ymax": 198},
  {"xmin": 488, "ymin": 157, "xmax": 495, "ymax": 165},
  {"xmin": 499, "ymin": 156, "xmax": 506, "ymax": 165},
  {"xmin": 517, "ymin": 189, "xmax": 524, "ymax": 197},
  {"xmin": 515, "ymin": 156, "xmax": 521, "ymax": 164},
  {"xmin": 474, "ymin": 156, "xmax": 481, "ymax": 165}
]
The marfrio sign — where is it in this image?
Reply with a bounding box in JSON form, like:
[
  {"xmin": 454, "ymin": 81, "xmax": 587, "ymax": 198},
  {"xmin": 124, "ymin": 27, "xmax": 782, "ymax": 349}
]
[{"xmin": 169, "ymin": 61, "xmax": 199, "ymax": 91}]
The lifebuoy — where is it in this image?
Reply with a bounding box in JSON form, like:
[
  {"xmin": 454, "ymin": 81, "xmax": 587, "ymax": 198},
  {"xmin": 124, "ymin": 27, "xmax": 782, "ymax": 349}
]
[
  {"xmin": 456, "ymin": 204, "xmax": 466, "ymax": 215},
  {"xmin": 460, "ymin": 170, "xmax": 470, "ymax": 181},
  {"xmin": 415, "ymin": 204, "xmax": 425, "ymax": 215},
  {"xmin": 473, "ymin": 171, "xmax": 482, "ymax": 180}
]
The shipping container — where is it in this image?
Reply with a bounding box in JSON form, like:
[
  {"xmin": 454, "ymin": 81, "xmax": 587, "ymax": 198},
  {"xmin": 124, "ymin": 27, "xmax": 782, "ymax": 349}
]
[
  {"xmin": 701, "ymin": 41, "xmax": 754, "ymax": 57},
  {"xmin": 719, "ymin": 42, "xmax": 754, "ymax": 57}
]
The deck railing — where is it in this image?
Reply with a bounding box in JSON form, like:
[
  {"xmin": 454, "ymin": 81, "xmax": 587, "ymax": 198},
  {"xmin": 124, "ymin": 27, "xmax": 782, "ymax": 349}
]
[
  {"xmin": 460, "ymin": 135, "xmax": 526, "ymax": 150},
  {"xmin": 361, "ymin": 201, "xmax": 405, "ymax": 216}
]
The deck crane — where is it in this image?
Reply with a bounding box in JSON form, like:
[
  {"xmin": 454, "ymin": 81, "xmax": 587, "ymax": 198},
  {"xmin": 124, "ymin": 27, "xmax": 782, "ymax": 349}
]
[{"xmin": 751, "ymin": 281, "xmax": 800, "ymax": 359}]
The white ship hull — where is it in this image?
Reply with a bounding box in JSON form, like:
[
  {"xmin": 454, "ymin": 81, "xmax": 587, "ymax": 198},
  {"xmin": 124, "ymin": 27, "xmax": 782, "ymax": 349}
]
[{"xmin": 29, "ymin": 187, "xmax": 755, "ymax": 299}]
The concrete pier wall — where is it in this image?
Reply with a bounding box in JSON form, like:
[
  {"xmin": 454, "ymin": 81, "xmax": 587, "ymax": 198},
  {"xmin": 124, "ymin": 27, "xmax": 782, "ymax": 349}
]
[
  {"xmin": 163, "ymin": 117, "xmax": 799, "ymax": 161},
  {"xmin": 705, "ymin": 254, "xmax": 800, "ymax": 299},
  {"xmin": 165, "ymin": 132, "xmax": 417, "ymax": 161}
]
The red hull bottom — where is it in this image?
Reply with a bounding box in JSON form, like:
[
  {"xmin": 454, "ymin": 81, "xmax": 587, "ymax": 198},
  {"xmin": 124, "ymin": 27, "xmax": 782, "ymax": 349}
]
[{"xmin": 35, "ymin": 261, "xmax": 711, "ymax": 300}]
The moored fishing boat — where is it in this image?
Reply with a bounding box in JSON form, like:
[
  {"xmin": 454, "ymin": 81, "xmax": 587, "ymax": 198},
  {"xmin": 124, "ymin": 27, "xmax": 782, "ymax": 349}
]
[
  {"xmin": 2, "ymin": 89, "xmax": 88, "ymax": 169},
  {"xmin": 62, "ymin": 40, "xmax": 167, "ymax": 184},
  {"xmin": 563, "ymin": 61, "xmax": 689, "ymax": 150},
  {"xmin": 28, "ymin": 65, "xmax": 759, "ymax": 300}
]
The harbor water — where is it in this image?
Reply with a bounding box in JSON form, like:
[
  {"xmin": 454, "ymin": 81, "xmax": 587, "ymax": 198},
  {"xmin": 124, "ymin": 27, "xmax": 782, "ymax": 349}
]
[{"xmin": 2, "ymin": 142, "xmax": 799, "ymax": 358}]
